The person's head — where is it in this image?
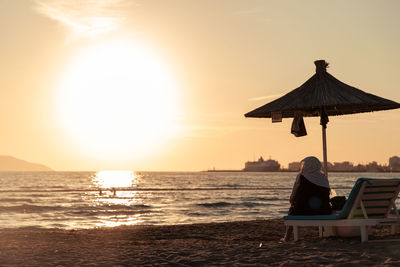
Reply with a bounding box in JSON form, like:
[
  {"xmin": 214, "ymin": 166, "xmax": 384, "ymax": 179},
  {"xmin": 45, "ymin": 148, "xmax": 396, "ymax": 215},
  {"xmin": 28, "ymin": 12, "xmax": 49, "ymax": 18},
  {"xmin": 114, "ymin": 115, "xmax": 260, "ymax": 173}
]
[{"xmin": 299, "ymin": 156, "xmax": 322, "ymax": 174}]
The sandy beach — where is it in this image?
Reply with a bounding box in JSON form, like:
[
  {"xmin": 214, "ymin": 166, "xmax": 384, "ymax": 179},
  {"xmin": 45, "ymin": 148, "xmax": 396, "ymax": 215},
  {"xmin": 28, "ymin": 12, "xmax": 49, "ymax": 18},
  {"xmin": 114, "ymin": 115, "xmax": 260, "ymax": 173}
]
[{"xmin": 1, "ymin": 219, "xmax": 400, "ymax": 266}]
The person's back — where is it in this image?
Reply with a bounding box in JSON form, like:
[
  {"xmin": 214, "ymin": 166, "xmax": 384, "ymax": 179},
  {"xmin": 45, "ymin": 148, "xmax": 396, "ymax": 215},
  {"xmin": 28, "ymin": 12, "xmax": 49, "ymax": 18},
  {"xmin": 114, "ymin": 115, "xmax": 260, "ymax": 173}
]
[
  {"xmin": 282, "ymin": 156, "xmax": 331, "ymax": 241},
  {"xmin": 290, "ymin": 174, "xmax": 331, "ymax": 215}
]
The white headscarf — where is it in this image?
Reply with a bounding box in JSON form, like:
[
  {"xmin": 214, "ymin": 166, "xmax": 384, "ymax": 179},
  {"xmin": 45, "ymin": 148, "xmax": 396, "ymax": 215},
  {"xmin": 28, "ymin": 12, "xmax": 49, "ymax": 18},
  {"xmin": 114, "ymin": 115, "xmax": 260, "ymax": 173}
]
[{"xmin": 297, "ymin": 156, "xmax": 330, "ymax": 188}]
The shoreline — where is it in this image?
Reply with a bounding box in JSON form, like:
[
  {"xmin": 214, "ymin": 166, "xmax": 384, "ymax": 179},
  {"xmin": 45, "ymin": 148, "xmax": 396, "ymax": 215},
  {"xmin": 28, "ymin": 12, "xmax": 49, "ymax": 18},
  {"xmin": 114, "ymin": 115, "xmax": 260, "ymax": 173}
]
[{"xmin": 2, "ymin": 219, "xmax": 400, "ymax": 266}]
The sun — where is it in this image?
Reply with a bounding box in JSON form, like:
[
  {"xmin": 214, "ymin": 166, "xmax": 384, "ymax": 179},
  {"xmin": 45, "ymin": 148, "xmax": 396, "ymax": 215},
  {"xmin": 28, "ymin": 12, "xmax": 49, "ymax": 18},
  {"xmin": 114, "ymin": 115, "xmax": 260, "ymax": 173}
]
[{"xmin": 55, "ymin": 40, "xmax": 180, "ymax": 160}]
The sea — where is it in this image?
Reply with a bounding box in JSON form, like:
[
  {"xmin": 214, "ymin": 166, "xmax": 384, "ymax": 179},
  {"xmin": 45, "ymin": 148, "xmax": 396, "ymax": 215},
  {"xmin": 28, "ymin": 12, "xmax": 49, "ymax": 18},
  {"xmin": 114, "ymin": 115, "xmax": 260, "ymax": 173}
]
[{"xmin": 0, "ymin": 171, "xmax": 399, "ymax": 230}]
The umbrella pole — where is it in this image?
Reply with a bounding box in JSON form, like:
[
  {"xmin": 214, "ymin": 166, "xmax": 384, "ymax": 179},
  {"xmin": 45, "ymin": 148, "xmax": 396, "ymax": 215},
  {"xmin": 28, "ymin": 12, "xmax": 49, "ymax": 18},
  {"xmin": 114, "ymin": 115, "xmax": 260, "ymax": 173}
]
[{"xmin": 322, "ymin": 125, "xmax": 328, "ymax": 177}]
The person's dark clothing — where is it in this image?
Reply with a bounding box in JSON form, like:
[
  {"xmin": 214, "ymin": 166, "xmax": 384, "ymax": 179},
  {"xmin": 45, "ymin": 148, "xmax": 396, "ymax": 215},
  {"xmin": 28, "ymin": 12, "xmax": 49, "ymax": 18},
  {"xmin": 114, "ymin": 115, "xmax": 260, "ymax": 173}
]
[{"xmin": 289, "ymin": 175, "xmax": 332, "ymax": 215}]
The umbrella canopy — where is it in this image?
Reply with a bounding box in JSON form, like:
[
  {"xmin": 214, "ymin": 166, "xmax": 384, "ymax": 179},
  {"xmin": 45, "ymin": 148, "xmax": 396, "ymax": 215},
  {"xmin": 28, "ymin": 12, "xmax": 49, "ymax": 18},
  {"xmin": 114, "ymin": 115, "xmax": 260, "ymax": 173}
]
[
  {"xmin": 245, "ymin": 60, "xmax": 400, "ymax": 176},
  {"xmin": 245, "ymin": 60, "xmax": 400, "ymax": 119}
]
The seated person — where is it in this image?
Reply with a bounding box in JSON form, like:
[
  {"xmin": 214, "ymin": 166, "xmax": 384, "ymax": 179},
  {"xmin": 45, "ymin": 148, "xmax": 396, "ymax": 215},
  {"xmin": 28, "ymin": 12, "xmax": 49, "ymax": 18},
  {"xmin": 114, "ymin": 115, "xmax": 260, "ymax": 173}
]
[{"xmin": 282, "ymin": 156, "xmax": 332, "ymax": 241}]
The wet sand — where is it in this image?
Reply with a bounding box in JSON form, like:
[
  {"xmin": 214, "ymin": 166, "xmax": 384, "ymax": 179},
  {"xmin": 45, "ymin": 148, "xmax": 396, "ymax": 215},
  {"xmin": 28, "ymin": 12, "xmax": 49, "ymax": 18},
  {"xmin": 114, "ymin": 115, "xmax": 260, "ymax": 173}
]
[{"xmin": 1, "ymin": 219, "xmax": 400, "ymax": 266}]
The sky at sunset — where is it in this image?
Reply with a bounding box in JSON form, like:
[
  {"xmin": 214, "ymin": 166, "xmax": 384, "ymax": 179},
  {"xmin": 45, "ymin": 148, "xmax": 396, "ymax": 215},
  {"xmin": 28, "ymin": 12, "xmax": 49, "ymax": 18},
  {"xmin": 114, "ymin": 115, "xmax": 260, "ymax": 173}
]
[{"xmin": 1, "ymin": 0, "xmax": 400, "ymax": 171}]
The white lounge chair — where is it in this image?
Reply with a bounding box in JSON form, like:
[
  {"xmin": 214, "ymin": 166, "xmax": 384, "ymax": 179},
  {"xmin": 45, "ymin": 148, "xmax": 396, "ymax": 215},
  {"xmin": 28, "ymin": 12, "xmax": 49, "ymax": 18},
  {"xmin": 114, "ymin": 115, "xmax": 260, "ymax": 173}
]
[{"xmin": 284, "ymin": 178, "xmax": 400, "ymax": 242}]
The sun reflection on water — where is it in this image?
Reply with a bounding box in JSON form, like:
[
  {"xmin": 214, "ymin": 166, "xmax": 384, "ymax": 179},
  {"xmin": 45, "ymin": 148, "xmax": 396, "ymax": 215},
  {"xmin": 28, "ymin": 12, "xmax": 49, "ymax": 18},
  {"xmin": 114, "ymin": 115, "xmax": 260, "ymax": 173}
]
[
  {"xmin": 93, "ymin": 170, "xmax": 137, "ymax": 188},
  {"xmin": 87, "ymin": 170, "xmax": 145, "ymax": 227}
]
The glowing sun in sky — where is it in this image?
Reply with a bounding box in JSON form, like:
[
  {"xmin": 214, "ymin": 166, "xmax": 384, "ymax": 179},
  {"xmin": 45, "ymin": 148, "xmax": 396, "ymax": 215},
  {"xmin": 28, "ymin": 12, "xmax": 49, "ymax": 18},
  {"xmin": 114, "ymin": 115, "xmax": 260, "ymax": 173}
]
[{"xmin": 56, "ymin": 40, "xmax": 180, "ymax": 160}]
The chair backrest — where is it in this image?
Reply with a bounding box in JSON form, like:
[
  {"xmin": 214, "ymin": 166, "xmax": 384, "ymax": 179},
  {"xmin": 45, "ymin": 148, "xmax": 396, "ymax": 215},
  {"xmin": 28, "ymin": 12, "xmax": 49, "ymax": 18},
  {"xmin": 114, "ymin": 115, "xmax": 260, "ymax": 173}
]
[
  {"xmin": 335, "ymin": 178, "xmax": 400, "ymax": 219},
  {"xmin": 352, "ymin": 179, "xmax": 400, "ymax": 219}
]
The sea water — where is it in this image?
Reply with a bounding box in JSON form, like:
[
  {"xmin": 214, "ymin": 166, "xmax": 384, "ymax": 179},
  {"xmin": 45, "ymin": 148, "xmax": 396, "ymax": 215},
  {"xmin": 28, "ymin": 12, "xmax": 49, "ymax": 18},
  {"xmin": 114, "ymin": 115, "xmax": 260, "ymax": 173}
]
[{"xmin": 0, "ymin": 171, "xmax": 399, "ymax": 230}]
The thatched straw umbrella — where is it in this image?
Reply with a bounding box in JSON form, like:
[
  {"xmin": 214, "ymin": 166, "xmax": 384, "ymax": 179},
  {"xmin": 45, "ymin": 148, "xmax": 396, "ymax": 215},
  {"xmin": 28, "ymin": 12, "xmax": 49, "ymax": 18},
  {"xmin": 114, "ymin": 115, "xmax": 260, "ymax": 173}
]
[{"xmin": 245, "ymin": 60, "xmax": 400, "ymax": 176}]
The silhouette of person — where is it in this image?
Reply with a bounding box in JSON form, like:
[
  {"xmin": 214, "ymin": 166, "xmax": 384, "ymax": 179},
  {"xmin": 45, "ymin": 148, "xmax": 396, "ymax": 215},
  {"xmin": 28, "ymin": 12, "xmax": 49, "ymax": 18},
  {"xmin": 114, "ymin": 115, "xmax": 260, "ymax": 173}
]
[{"xmin": 281, "ymin": 156, "xmax": 332, "ymax": 242}]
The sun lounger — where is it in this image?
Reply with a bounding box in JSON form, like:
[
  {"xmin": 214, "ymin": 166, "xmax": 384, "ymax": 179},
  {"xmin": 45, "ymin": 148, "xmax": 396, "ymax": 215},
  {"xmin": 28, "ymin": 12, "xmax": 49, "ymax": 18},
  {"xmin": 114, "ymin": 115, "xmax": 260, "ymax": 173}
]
[{"xmin": 284, "ymin": 178, "xmax": 400, "ymax": 242}]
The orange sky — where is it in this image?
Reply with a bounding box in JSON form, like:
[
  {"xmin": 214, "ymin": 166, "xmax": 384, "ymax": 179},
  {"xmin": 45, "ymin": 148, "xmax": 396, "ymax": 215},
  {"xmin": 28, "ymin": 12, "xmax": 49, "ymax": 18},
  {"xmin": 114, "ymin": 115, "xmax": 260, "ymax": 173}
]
[{"xmin": 1, "ymin": 0, "xmax": 400, "ymax": 171}]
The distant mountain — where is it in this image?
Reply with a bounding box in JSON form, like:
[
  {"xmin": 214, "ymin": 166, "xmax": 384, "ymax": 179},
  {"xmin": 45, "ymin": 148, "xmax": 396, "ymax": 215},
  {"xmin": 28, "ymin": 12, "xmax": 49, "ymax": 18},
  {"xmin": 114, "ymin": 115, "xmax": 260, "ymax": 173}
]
[{"xmin": 0, "ymin": 155, "xmax": 53, "ymax": 171}]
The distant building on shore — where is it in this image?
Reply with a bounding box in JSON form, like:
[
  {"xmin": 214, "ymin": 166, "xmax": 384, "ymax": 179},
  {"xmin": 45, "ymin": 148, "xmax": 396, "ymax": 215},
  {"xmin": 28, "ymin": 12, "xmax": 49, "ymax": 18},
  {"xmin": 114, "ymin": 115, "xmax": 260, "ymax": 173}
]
[
  {"xmin": 331, "ymin": 161, "xmax": 354, "ymax": 172},
  {"xmin": 286, "ymin": 160, "xmax": 392, "ymax": 172},
  {"xmin": 389, "ymin": 156, "xmax": 400, "ymax": 172},
  {"xmin": 237, "ymin": 156, "xmax": 400, "ymax": 173},
  {"xmin": 288, "ymin": 162, "xmax": 301, "ymax": 172},
  {"xmin": 244, "ymin": 156, "xmax": 280, "ymax": 172}
]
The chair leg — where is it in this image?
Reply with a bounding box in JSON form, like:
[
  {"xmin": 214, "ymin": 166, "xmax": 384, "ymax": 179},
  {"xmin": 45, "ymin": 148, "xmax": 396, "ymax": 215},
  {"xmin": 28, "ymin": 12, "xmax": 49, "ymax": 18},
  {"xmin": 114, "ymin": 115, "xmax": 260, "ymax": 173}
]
[
  {"xmin": 391, "ymin": 224, "xmax": 400, "ymax": 234},
  {"xmin": 322, "ymin": 226, "xmax": 336, "ymax": 237},
  {"xmin": 293, "ymin": 226, "xmax": 299, "ymax": 241},
  {"xmin": 360, "ymin": 226, "xmax": 368, "ymax": 242}
]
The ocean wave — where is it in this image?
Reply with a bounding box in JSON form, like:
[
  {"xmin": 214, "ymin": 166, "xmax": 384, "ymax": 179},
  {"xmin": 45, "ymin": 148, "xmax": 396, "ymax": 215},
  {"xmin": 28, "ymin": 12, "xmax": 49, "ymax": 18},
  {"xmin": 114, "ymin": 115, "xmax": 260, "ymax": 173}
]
[
  {"xmin": 196, "ymin": 200, "xmax": 277, "ymax": 209},
  {"xmin": 0, "ymin": 204, "xmax": 67, "ymax": 213},
  {"xmin": 64, "ymin": 204, "xmax": 154, "ymax": 217},
  {"xmin": 220, "ymin": 183, "xmax": 241, "ymax": 188},
  {"xmin": 0, "ymin": 203, "xmax": 153, "ymax": 214},
  {"xmin": 14, "ymin": 226, "xmax": 47, "ymax": 230},
  {"xmin": 188, "ymin": 212, "xmax": 208, "ymax": 217},
  {"xmin": 241, "ymin": 202, "xmax": 268, "ymax": 207},
  {"xmin": 197, "ymin": 202, "xmax": 233, "ymax": 208},
  {"xmin": 0, "ymin": 198, "xmax": 34, "ymax": 203},
  {"xmin": 25, "ymin": 194, "xmax": 52, "ymax": 198},
  {"xmin": 242, "ymin": 197, "xmax": 280, "ymax": 202},
  {"xmin": 68, "ymin": 209, "xmax": 153, "ymax": 217},
  {"xmin": 100, "ymin": 204, "xmax": 152, "ymax": 210}
]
